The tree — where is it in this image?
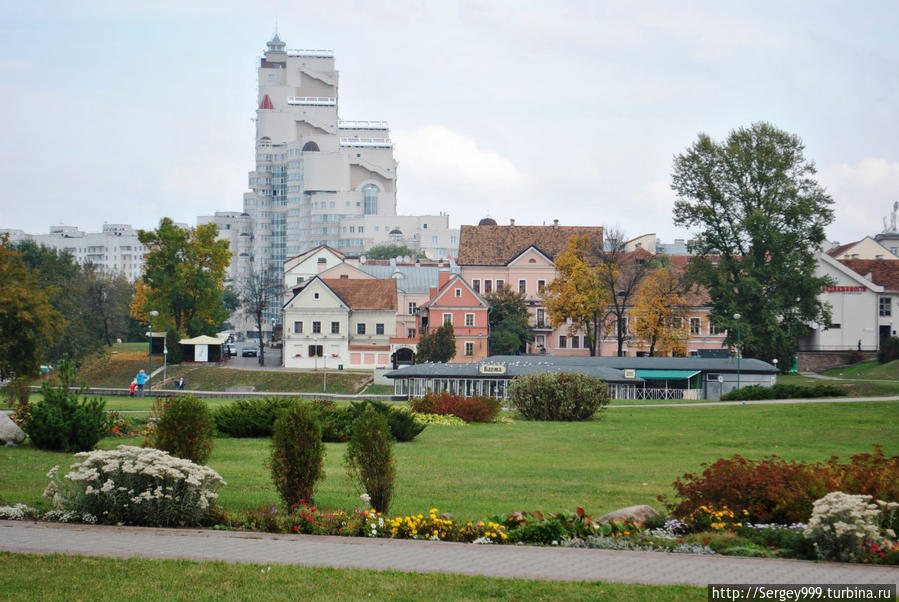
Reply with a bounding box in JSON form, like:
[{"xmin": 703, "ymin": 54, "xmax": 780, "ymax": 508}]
[
  {"xmin": 631, "ymin": 268, "xmax": 689, "ymax": 356},
  {"xmin": 238, "ymin": 262, "xmax": 283, "ymax": 366},
  {"xmin": 672, "ymin": 122, "xmax": 834, "ymax": 367},
  {"xmin": 364, "ymin": 244, "xmax": 423, "ymax": 261},
  {"xmin": 133, "ymin": 218, "xmax": 231, "ymax": 337},
  {"xmin": 485, "ymin": 287, "xmax": 533, "ymax": 355},
  {"xmin": 83, "ymin": 265, "xmax": 133, "ymax": 347},
  {"xmin": 541, "ymin": 235, "xmax": 610, "ymax": 356},
  {"xmin": 0, "ymin": 236, "xmax": 65, "ymax": 379},
  {"xmin": 417, "ymin": 322, "xmax": 456, "ymax": 363}
]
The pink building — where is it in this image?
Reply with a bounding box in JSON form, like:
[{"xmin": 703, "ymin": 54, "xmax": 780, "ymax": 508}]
[{"xmin": 418, "ymin": 271, "xmax": 490, "ymax": 362}]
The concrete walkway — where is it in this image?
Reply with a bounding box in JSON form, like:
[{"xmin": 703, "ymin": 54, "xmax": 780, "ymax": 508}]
[{"xmin": 2, "ymin": 521, "xmax": 897, "ymax": 587}]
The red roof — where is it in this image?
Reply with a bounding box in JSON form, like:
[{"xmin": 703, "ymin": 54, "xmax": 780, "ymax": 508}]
[{"xmin": 259, "ymin": 94, "xmax": 274, "ymax": 110}]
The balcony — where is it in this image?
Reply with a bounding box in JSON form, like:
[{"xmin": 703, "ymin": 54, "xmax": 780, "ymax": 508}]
[
  {"xmin": 532, "ymin": 321, "xmax": 553, "ymax": 331},
  {"xmin": 339, "ymin": 120, "xmax": 388, "ymax": 130},
  {"xmin": 287, "ymin": 49, "xmax": 334, "ymax": 58},
  {"xmin": 339, "ymin": 137, "xmax": 392, "ymax": 148},
  {"xmin": 287, "ymin": 96, "xmax": 336, "ymax": 106}
]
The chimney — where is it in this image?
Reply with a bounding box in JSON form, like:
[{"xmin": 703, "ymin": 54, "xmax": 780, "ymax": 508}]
[
  {"xmin": 553, "ymin": 219, "xmax": 559, "ymax": 229},
  {"xmin": 510, "ymin": 218, "xmax": 515, "ymax": 227},
  {"xmin": 437, "ymin": 268, "xmax": 451, "ymax": 289}
]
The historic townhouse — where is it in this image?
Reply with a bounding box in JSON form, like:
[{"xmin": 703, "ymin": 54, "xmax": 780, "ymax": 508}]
[{"xmin": 418, "ymin": 271, "xmax": 490, "ymax": 363}]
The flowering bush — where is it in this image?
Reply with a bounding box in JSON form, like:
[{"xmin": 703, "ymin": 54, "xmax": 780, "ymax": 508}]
[
  {"xmin": 563, "ymin": 535, "xmax": 716, "ymax": 555},
  {"xmin": 44, "ymin": 445, "xmax": 226, "ymax": 527},
  {"xmin": 409, "ymin": 392, "xmax": 502, "ymax": 423},
  {"xmin": 378, "ymin": 508, "xmax": 507, "ymax": 543},
  {"xmin": 0, "ymin": 503, "xmax": 40, "ymax": 521},
  {"xmin": 681, "ymin": 505, "xmax": 747, "ymax": 533},
  {"xmin": 804, "ymin": 492, "xmax": 896, "ymax": 562},
  {"xmin": 499, "ymin": 508, "xmax": 640, "ymax": 543},
  {"xmin": 407, "ymin": 412, "xmax": 466, "ymax": 426}
]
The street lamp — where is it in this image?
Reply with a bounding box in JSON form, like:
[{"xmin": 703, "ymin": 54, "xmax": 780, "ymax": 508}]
[
  {"xmin": 148, "ymin": 310, "xmax": 159, "ymax": 396},
  {"xmin": 271, "ymin": 318, "xmax": 276, "ymax": 344},
  {"xmin": 733, "ymin": 313, "xmax": 741, "ymax": 390}
]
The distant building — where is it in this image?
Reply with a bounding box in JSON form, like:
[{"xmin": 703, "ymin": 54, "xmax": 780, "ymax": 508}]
[{"xmin": 1, "ymin": 223, "xmax": 147, "ymax": 281}]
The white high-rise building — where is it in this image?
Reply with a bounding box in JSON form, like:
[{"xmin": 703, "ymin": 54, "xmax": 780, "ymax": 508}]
[
  {"xmin": 1, "ymin": 223, "xmax": 147, "ymax": 281},
  {"xmin": 239, "ymin": 34, "xmax": 458, "ymax": 297}
]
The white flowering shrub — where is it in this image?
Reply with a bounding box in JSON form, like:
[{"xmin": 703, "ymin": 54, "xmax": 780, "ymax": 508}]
[
  {"xmin": 805, "ymin": 492, "xmax": 896, "ymax": 562},
  {"xmin": 45, "ymin": 445, "xmax": 226, "ymax": 527},
  {"xmin": 0, "ymin": 503, "xmax": 40, "ymax": 521}
]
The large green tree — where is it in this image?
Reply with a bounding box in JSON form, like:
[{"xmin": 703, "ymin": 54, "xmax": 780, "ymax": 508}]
[
  {"xmin": 0, "ymin": 236, "xmax": 65, "ymax": 379},
  {"xmin": 363, "ymin": 244, "xmax": 424, "ymax": 261},
  {"xmin": 134, "ymin": 218, "xmax": 231, "ymax": 336},
  {"xmin": 671, "ymin": 122, "xmax": 833, "ymax": 366},
  {"xmin": 485, "ymin": 286, "xmax": 533, "ymax": 355}
]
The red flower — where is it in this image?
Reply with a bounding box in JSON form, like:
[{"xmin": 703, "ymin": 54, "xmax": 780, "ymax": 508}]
[{"xmin": 293, "ymin": 525, "xmax": 299, "ymax": 532}]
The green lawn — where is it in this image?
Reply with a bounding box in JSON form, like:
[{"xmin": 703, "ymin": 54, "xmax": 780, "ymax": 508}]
[
  {"xmin": 820, "ymin": 359, "xmax": 899, "ymax": 380},
  {"xmin": 0, "ymin": 553, "xmax": 704, "ymax": 601},
  {"xmin": 4, "ymin": 401, "xmax": 896, "ymax": 523},
  {"xmin": 777, "ymin": 373, "xmax": 899, "ymax": 396}
]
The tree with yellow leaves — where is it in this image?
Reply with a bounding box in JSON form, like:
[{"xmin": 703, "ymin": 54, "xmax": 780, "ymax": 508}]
[
  {"xmin": 542, "ymin": 235, "xmax": 611, "ymax": 355},
  {"xmin": 631, "ymin": 268, "xmax": 689, "ymax": 356}
]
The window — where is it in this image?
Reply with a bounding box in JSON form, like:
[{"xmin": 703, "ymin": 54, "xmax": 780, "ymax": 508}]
[
  {"xmin": 571, "ymin": 335, "xmax": 579, "ymax": 348},
  {"xmin": 484, "ymin": 280, "xmax": 493, "ymax": 293},
  {"xmin": 536, "ymin": 308, "xmax": 545, "ymax": 327},
  {"xmin": 690, "ymin": 317, "xmax": 701, "ymax": 335},
  {"xmin": 472, "ymin": 279, "xmax": 480, "ymax": 293},
  {"xmin": 558, "ymin": 335, "xmax": 567, "ymax": 349},
  {"xmin": 296, "ymin": 277, "xmax": 304, "ymax": 284},
  {"xmin": 464, "ymin": 342, "xmax": 474, "ymax": 356},
  {"xmin": 358, "ymin": 226, "xmax": 363, "ymax": 233},
  {"xmin": 880, "ymin": 297, "xmax": 892, "ymax": 317},
  {"xmin": 357, "ymin": 323, "xmax": 366, "ymax": 335},
  {"xmin": 408, "ymin": 302, "xmax": 417, "ymax": 315},
  {"xmin": 455, "ymin": 288, "xmax": 461, "ymax": 297},
  {"xmin": 465, "ymin": 313, "xmax": 475, "ymax": 326},
  {"xmin": 518, "ymin": 279, "xmax": 527, "ymax": 293},
  {"xmin": 408, "ymin": 328, "xmax": 416, "ymax": 339},
  {"xmin": 331, "ymin": 321, "xmax": 340, "ymax": 334},
  {"xmin": 496, "ymin": 279, "xmax": 504, "ymax": 290},
  {"xmin": 376, "ymin": 323, "xmax": 385, "ymax": 335},
  {"xmin": 432, "ymin": 236, "xmax": 438, "ymax": 244},
  {"xmin": 537, "ymin": 279, "xmax": 546, "ymax": 292},
  {"xmin": 362, "ymin": 183, "xmax": 379, "ymax": 215},
  {"xmin": 313, "ymin": 292, "xmax": 320, "ymax": 300},
  {"xmin": 294, "ymin": 321, "xmax": 303, "ymax": 334},
  {"xmin": 443, "ymin": 313, "xmax": 453, "ymax": 325},
  {"xmin": 312, "ymin": 321, "xmax": 321, "ymax": 334},
  {"xmin": 308, "ymin": 344, "xmax": 323, "ymax": 357}
]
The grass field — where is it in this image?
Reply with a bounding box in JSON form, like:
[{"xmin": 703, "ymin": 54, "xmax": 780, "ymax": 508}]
[
  {"xmin": 777, "ymin": 373, "xmax": 899, "ymax": 396},
  {"xmin": 3, "ymin": 401, "xmax": 895, "ymax": 523},
  {"xmin": 0, "ymin": 553, "xmax": 705, "ymax": 601},
  {"xmin": 821, "ymin": 359, "xmax": 899, "ymax": 380}
]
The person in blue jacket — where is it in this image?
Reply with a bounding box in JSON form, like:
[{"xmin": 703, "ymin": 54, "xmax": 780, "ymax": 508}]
[{"xmin": 135, "ymin": 369, "xmax": 148, "ymax": 397}]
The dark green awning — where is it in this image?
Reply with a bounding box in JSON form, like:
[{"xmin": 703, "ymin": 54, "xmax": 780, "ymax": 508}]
[{"xmin": 635, "ymin": 369, "xmax": 701, "ymax": 380}]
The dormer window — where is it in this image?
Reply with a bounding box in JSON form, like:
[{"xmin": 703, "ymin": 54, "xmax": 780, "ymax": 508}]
[{"xmin": 455, "ymin": 288, "xmax": 461, "ymax": 297}]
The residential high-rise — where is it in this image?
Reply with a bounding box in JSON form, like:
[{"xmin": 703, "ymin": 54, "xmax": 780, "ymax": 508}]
[{"xmin": 239, "ymin": 34, "xmax": 458, "ymax": 305}]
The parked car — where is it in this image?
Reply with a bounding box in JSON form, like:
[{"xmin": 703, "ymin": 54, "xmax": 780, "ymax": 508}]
[
  {"xmin": 241, "ymin": 345, "xmax": 258, "ymax": 357},
  {"xmin": 224, "ymin": 344, "xmax": 237, "ymax": 357}
]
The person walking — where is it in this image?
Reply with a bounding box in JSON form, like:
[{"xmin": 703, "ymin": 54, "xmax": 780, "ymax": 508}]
[
  {"xmin": 177, "ymin": 376, "xmax": 185, "ymax": 391},
  {"xmin": 135, "ymin": 369, "xmax": 148, "ymax": 397},
  {"xmin": 129, "ymin": 380, "xmax": 136, "ymax": 397}
]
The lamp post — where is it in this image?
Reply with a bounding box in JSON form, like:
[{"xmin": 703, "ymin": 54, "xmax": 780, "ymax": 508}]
[
  {"xmin": 733, "ymin": 313, "xmax": 741, "ymax": 390},
  {"xmin": 271, "ymin": 318, "xmax": 275, "ymax": 344},
  {"xmin": 148, "ymin": 310, "xmax": 159, "ymax": 396},
  {"xmin": 163, "ymin": 343, "xmax": 168, "ymax": 390}
]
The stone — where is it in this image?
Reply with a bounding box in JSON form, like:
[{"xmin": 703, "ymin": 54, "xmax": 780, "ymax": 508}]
[
  {"xmin": 598, "ymin": 504, "xmax": 660, "ymax": 526},
  {"xmin": 0, "ymin": 413, "xmax": 25, "ymax": 446}
]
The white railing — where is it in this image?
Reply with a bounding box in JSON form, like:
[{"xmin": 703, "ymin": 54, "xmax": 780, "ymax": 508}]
[
  {"xmin": 339, "ymin": 120, "xmax": 389, "ymax": 130},
  {"xmin": 287, "ymin": 96, "xmax": 336, "ymax": 106},
  {"xmin": 614, "ymin": 387, "xmax": 702, "ymax": 401},
  {"xmin": 339, "ymin": 137, "xmax": 392, "ymax": 148},
  {"xmin": 287, "ymin": 49, "xmax": 334, "ymax": 58}
]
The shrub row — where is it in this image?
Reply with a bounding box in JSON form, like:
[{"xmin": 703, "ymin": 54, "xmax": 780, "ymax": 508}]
[
  {"xmin": 720, "ymin": 383, "xmax": 845, "ymax": 401},
  {"xmin": 214, "ymin": 398, "xmax": 425, "ymax": 442},
  {"xmin": 663, "ymin": 446, "xmax": 899, "ymax": 524},
  {"xmin": 409, "ymin": 392, "xmax": 501, "ymax": 423}
]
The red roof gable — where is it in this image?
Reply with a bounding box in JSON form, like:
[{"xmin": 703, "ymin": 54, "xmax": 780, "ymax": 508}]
[{"xmin": 259, "ymin": 94, "xmax": 274, "ymax": 110}]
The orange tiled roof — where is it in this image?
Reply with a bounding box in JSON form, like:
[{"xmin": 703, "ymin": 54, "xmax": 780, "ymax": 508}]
[
  {"xmin": 457, "ymin": 224, "xmax": 603, "ymax": 265},
  {"xmin": 827, "ymin": 241, "xmax": 858, "ymax": 258},
  {"xmin": 322, "ymin": 278, "xmax": 397, "ymax": 310},
  {"xmin": 839, "ymin": 259, "xmax": 899, "ymax": 292}
]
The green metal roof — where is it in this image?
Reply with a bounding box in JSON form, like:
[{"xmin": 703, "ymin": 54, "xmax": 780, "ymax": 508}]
[{"xmin": 634, "ymin": 369, "xmax": 701, "ymax": 380}]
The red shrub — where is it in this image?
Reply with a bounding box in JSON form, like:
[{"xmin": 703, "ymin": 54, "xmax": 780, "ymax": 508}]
[{"xmin": 409, "ymin": 392, "xmax": 501, "ymax": 423}]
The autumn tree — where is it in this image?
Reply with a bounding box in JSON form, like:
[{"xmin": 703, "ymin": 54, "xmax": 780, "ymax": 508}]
[
  {"xmin": 83, "ymin": 264, "xmax": 133, "ymax": 347},
  {"xmin": 486, "ymin": 286, "xmax": 533, "ymax": 355},
  {"xmin": 631, "ymin": 268, "xmax": 689, "ymax": 356},
  {"xmin": 672, "ymin": 122, "xmax": 833, "ymax": 366},
  {"xmin": 238, "ymin": 261, "xmax": 284, "ymax": 366},
  {"xmin": 541, "ymin": 235, "xmax": 609, "ymax": 355},
  {"xmin": 0, "ymin": 235, "xmax": 65, "ymax": 379},
  {"xmin": 133, "ymin": 218, "xmax": 231, "ymax": 337},
  {"xmin": 417, "ymin": 322, "xmax": 456, "ymax": 363}
]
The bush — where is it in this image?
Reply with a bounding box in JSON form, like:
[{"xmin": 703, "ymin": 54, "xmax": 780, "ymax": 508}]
[
  {"xmin": 165, "ymin": 329, "xmax": 182, "ymax": 365},
  {"xmin": 663, "ymin": 447, "xmax": 899, "ymax": 525},
  {"xmin": 24, "ymin": 358, "xmax": 111, "ymax": 452},
  {"xmin": 348, "ymin": 400, "xmax": 426, "ymax": 442},
  {"xmin": 508, "ymin": 372, "xmax": 609, "ymax": 421},
  {"xmin": 409, "ymin": 392, "xmax": 502, "ymax": 423},
  {"xmin": 271, "ymin": 402, "xmax": 325, "ymax": 507},
  {"xmin": 144, "ymin": 395, "xmax": 215, "ymax": 464},
  {"xmin": 345, "ymin": 405, "xmax": 396, "ymax": 514},
  {"xmin": 846, "ymin": 350, "xmax": 866, "ymax": 365},
  {"xmin": 720, "ymin": 383, "xmax": 845, "ymax": 401},
  {"xmin": 2, "ymin": 375, "xmax": 31, "ymax": 409},
  {"xmin": 805, "ymin": 492, "xmax": 893, "ymax": 562},
  {"xmin": 213, "ymin": 397, "xmax": 295, "ymax": 437},
  {"xmin": 878, "ymin": 336, "xmax": 899, "ymax": 363},
  {"xmin": 44, "ymin": 445, "xmax": 225, "ymax": 527}
]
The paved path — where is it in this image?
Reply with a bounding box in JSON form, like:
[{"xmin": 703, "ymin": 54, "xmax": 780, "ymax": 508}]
[
  {"xmin": 2, "ymin": 521, "xmax": 897, "ymax": 587},
  {"xmin": 610, "ymin": 396, "xmax": 899, "ymax": 408}
]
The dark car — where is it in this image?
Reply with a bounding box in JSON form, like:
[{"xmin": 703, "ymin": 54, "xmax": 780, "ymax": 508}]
[{"xmin": 241, "ymin": 345, "xmax": 258, "ymax": 357}]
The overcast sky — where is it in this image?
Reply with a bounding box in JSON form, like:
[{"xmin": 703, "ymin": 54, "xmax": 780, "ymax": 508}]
[{"xmin": 2, "ymin": 1, "xmax": 897, "ymax": 246}]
